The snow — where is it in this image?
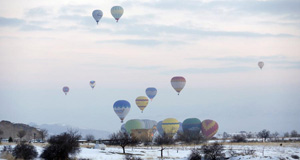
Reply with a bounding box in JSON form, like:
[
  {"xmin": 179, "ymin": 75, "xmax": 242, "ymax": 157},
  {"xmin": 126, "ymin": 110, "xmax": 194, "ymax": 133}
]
[{"xmin": 1, "ymin": 143, "xmax": 300, "ymax": 160}]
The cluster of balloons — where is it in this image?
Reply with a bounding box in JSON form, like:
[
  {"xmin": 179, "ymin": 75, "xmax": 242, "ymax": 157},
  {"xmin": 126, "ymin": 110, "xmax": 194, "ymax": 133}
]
[
  {"xmin": 62, "ymin": 80, "xmax": 96, "ymax": 95},
  {"xmin": 92, "ymin": 6, "xmax": 124, "ymax": 24},
  {"xmin": 122, "ymin": 118, "xmax": 219, "ymax": 140},
  {"xmin": 158, "ymin": 118, "xmax": 219, "ymax": 139}
]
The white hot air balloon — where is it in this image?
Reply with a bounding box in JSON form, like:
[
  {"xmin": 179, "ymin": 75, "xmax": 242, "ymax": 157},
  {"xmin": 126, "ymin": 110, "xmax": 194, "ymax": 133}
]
[
  {"xmin": 111, "ymin": 6, "xmax": 124, "ymax": 22},
  {"xmin": 258, "ymin": 61, "xmax": 264, "ymax": 70},
  {"xmin": 92, "ymin": 10, "xmax": 103, "ymax": 25}
]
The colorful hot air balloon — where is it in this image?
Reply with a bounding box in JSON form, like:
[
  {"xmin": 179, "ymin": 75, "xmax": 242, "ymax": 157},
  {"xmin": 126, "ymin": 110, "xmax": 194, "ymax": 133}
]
[
  {"xmin": 62, "ymin": 86, "xmax": 69, "ymax": 95},
  {"xmin": 125, "ymin": 119, "xmax": 145, "ymax": 134},
  {"xmin": 162, "ymin": 118, "xmax": 180, "ymax": 137},
  {"xmin": 135, "ymin": 96, "xmax": 149, "ymax": 113},
  {"xmin": 201, "ymin": 119, "xmax": 218, "ymax": 139},
  {"xmin": 111, "ymin": 6, "xmax": 124, "ymax": 22},
  {"xmin": 113, "ymin": 100, "xmax": 131, "ymax": 123},
  {"xmin": 92, "ymin": 10, "xmax": 103, "ymax": 25},
  {"xmin": 258, "ymin": 61, "xmax": 264, "ymax": 70},
  {"xmin": 182, "ymin": 118, "xmax": 202, "ymax": 136},
  {"xmin": 145, "ymin": 87, "xmax": 157, "ymax": 101},
  {"xmin": 171, "ymin": 76, "xmax": 186, "ymax": 95},
  {"xmin": 90, "ymin": 80, "xmax": 96, "ymax": 89}
]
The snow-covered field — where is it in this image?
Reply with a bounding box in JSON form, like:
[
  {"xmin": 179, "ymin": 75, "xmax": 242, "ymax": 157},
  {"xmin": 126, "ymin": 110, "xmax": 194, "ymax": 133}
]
[{"xmin": 1, "ymin": 143, "xmax": 300, "ymax": 160}]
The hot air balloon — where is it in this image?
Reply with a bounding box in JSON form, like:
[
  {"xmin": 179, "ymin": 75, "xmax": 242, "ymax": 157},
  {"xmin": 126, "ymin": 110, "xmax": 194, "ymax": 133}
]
[
  {"xmin": 125, "ymin": 119, "xmax": 145, "ymax": 134},
  {"xmin": 113, "ymin": 100, "xmax": 131, "ymax": 123},
  {"xmin": 135, "ymin": 96, "xmax": 149, "ymax": 113},
  {"xmin": 201, "ymin": 119, "xmax": 218, "ymax": 139},
  {"xmin": 92, "ymin": 10, "xmax": 103, "ymax": 25},
  {"xmin": 162, "ymin": 118, "xmax": 180, "ymax": 137},
  {"xmin": 121, "ymin": 124, "xmax": 127, "ymax": 133},
  {"xmin": 156, "ymin": 121, "xmax": 164, "ymax": 136},
  {"xmin": 90, "ymin": 80, "xmax": 96, "ymax": 89},
  {"xmin": 111, "ymin": 6, "xmax": 124, "ymax": 22},
  {"xmin": 182, "ymin": 118, "xmax": 202, "ymax": 136},
  {"xmin": 62, "ymin": 86, "xmax": 69, "ymax": 95},
  {"xmin": 141, "ymin": 119, "xmax": 157, "ymax": 129},
  {"xmin": 258, "ymin": 61, "xmax": 264, "ymax": 70},
  {"xmin": 171, "ymin": 76, "xmax": 186, "ymax": 95},
  {"xmin": 146, "ymin": 87, "xmax": 157, "ymax": 101}
]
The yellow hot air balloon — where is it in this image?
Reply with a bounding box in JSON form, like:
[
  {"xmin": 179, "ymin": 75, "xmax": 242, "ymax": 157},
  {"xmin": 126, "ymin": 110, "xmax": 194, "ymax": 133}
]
[
  {"xmin": 162, "ymin": 118, "xmax": 180, "ymax": 137},
  {"xmin": 135, "ymin": 96, "xmax": 149, "ymax": 113}
]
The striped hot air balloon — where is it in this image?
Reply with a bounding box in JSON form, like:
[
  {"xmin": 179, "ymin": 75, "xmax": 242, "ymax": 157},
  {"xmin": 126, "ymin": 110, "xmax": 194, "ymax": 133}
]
[
  {"xmin": 201, "ymin": 119, "xmax": 218, "ymax": 139},
  {"xmin": 146, "ymin": 87, "xmax": 157, "ymax": 101},
  {"xmin": 162, "ymin": 118, "xmax": 180, "ymax": 137},
  {"xmin": 113, "ymin": 100, "xmax": 131, "ymax": 123},
  {"xmin": 135, "ymin": 96, "xmax": 149, "ymax": 113},
  {"xmin": 171, "ymin": 76, "xmax": 186, "ymax": 95}
]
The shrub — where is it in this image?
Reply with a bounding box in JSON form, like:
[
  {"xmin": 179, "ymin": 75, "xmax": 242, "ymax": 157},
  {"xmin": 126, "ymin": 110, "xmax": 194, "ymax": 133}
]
[
  {"xmin": 8, "ymin": 137, "xmax": 13, "ymax": 142},
  {"xmin": 188, "ymin": 149, "xmax": 202, "ymax": 160},
  {"xmin": 40, "ymin": 130, "xmax": 81, "ymax": 160},
  {"xmin": 200, "ymin": 142, "xmax": 224, "ymax": 160},
  {"xmin": 231, "ymin": 134, "xmax": 247, "ymax": 143},
  {"xmin": 12, "ymin": 143, "xmax": 38, "ymax": 160}
]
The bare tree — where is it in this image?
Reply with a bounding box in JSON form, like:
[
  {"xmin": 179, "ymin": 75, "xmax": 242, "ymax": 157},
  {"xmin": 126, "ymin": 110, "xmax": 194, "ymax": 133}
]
[
  {"xmin": 284, "ymin": 132, "xmax": 290, "ymax": 137},
  {"xmin": 271, "ymin": 132, "xmax": 280, "ymax": 141},
  {"xmin": 85, "ymin": 134, "xmax": 95, "ymax": 143},
  {"xmin": 40, "ymin": 129, "xmax": 48, "ymax": 141},
  {"xmin": 154, "ymin": 133, "xmax": 175, "ymax": 158},
  {"xmin": 222, "ymin": 132, "xmax": 230, "ymax": 139},
  {"xmin": 257, "ymin": 129, "xmax": 270, "ymax": 142},
  {"xmin": 109, "ymin": 131, "xmax": 138, "ymax": 154},
  {"xmin": 291, "ymin": 130, "xmax": 298, "ymax": 137},
  {"xmin": 17, "ymin": 130, "xmax": 26, "ymax": 141}
]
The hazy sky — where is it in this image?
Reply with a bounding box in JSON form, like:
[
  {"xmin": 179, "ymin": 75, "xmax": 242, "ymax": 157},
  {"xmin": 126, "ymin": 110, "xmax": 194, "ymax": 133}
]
[{"xmin": 0, "ymin": 0, "xmax": 300, "ymax": 134}]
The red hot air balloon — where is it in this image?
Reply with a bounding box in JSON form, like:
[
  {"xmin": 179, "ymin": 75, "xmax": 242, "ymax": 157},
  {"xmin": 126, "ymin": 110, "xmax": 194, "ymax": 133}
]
[{"xmin": 201, "ymin": 119, "xmax": 218, "ymax": 139}]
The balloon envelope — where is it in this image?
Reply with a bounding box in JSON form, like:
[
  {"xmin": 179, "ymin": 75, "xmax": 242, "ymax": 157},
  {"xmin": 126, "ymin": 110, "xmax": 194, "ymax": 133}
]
[
  {"xmin": 90, "ymin": 80, "xmax": 96, "ymax": 89},
  {"xmin": 113, "ymin": 100, "xmax": 131, "ymax": 123},
  {"xmin": 182, "ymin": 118, "xmax": 201, "ymax": 136},
  {"xmin": 111, "ymin": 6, "xmax": 124, "ymax": 22},
  {"xmin": 62, "ymin": 86, "xmax": 69, "ymax": 95},
  {"xmin": 162, "ymin": 118, "xmax": 180, "ymax": 137},
  {"xmin": 156, "ymin": 121, "xmax": 164, "ymax": 136},
  {"xmin": 135, "ymin": 96, "xmax": 149, "ymax": 113},
  {"xmin": 171, "ymin": 76, "xmax": 186, "ymax": 95},
  {"xmin": 201, "ymin": 119, "xmax": 218, "ymax": 139},
  {"xmin": 125, "ymin": 119, "xmax": 145, "ymax": 134},
  {"xmin": 92, "ymin": 10, "xmax": 103, "ymax": 24},
  {"xmin": 146, "ymin": 87, "xmax": 157, "ymax": 101},
  {"xmin": 258, "ymin": 61, "xmax": 264, "ymax": 69},
  {"xmin": 141, "ymin": 119, "xmax": 157, "ymax": 129}
]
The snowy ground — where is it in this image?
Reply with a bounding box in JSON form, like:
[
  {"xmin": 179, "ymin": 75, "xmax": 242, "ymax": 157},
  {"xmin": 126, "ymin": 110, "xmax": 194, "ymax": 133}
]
[{"xmin": 1, "ymin": 143, "xmax": 300, "ymax": 160}]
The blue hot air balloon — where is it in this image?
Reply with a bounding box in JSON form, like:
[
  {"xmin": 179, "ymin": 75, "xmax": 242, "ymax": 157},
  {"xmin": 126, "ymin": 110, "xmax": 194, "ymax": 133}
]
[
  {"xmin": 156, "ymin": 121, "xmax": 164, "ymax": 136},
  {"xmin": 113, "ymin": 100, "xmax": 131, "ymax": 123},
  {"xmin": 62, "ymin": 86, "xmax": 69, "ymax": 95},
  {"xmin": 146, "ymin": 87, "xmax": 157, "ymax": 101}
]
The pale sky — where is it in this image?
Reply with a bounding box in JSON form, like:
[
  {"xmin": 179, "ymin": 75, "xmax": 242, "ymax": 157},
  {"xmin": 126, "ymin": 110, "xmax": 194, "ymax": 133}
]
[{"xmin": 0, "ymin": 0, "xmax": 300, "ymax": 134}]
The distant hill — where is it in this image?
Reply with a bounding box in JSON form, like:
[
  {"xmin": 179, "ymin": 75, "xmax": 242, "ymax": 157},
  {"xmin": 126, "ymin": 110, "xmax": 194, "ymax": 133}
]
[
  {"xmin": 28, "ymin": 122, "xmax": 111, "ymax": 139},
  {"xmin": 0, "ymin": 120, "xmax": 42, "ymax": 141}
]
